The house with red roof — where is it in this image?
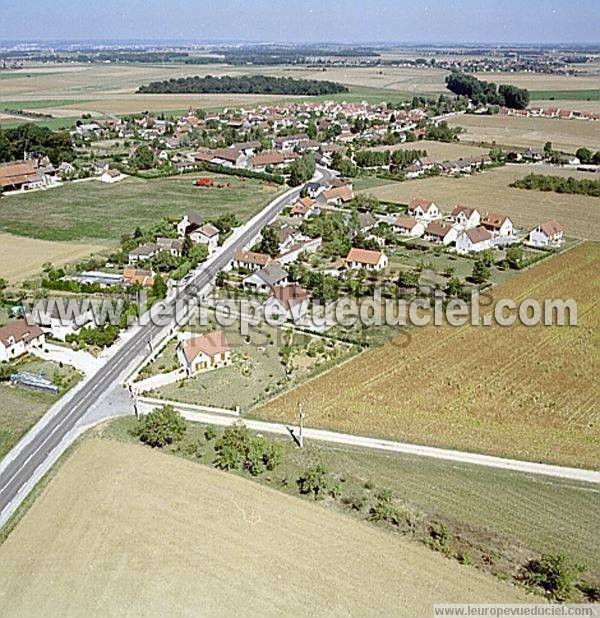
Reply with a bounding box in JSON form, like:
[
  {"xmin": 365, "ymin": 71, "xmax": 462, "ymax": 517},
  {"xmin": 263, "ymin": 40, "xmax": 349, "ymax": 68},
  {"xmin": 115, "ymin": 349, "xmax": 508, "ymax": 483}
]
[
  {"xmin": 528, "ymin": 220, "xmax": 564, "ymax": 248},
  {"xmin": 177, "ymin": 330, "xmax": 232, "ymax": 376}
]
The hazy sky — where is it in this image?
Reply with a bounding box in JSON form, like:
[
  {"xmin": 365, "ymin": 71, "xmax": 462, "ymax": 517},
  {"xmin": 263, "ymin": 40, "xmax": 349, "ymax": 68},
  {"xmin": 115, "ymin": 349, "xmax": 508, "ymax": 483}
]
[{"xmin": 0, "ymin": 0, "xmax": 598, "ymax": 44}]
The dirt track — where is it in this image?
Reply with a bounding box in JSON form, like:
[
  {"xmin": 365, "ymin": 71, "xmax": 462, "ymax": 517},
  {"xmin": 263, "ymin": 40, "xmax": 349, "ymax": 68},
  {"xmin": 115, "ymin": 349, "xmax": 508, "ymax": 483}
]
[{"xmin": 0, "ymin": 439, "xmax": 527, "ymax": 616}]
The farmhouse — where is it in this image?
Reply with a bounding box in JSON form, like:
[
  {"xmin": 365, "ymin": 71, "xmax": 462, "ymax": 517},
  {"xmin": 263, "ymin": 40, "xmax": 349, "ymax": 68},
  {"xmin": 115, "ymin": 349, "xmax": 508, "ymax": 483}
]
[
  {"xmin": 195, "ymin": 147, "xmax": 248, "ymax": 169},
  {"xmin": 424, "ymin": 222, "xmax": 458, "ymax": 246},
  {"xmin": 407, "ymin": 198, "xmax": 439, "ymax": 221},
  {"xmin": 243, "ymin": 263, "xmax": 289, "ymax": 293},
  {"xmin": 481, "ymin": 213, "xmax": 514, "ymax": 237},
  {"xmin": 455, "ymin": 226, "xmax": 493, "ymax": 254},
  {"xmin": 0, "ymin": 160, "xmax": 54, "ymax": 191},
  {"xmin": 156, "ymin": 237, "xmax": 183, "ymax": 257},
  {"xmin": 177, "ymin": 330, "xmax": 232, "ymax": 376},
  {"xmin": 450, "ymin": 205, "xmax": 480, "ymax": 230},
  {"xmin": 393, "ymin": 216, "xmax": 424, "ymax": 237},
  {"xmin": 264, "ymin": 285, "xmax": 310, "ymax": 321},
  {"xmin": 528, "ymin": 219, "xmax": 564, "ymax": 248},
  {"xmin": 250, "ymin": 151, "xmax": 286, "ymax": 171},
  {"xmin": 0, "ymin": 320, "xmax": 45, "ymax": 363},
  {"xmin": 345, "ymin": 248, "xmax": 388, "ymax": 272}
]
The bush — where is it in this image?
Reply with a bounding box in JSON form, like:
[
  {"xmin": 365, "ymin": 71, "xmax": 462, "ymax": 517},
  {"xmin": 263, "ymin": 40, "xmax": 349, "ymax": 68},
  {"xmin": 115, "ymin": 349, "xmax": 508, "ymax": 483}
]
[
  {"xmin": 426, "ymin": 523, "xmax": 455, "ymax": 558},
  {"xmin": 297, "ymin": 464, "xmax": 331, "ymax": 499},
  {"xmin": 213, "ymin": 422, "xmax": 283, "ymax": 476},
  {"xmin": 134, "ymin": 405, "xmax": 187, "ymax": 448},
  {"xmin": 367, "ymin": 489, "xmax": 404, "ymax": 527},
  {"xmin": 521, "ymin": 553, "xmax": 585, "ymax": 601}
]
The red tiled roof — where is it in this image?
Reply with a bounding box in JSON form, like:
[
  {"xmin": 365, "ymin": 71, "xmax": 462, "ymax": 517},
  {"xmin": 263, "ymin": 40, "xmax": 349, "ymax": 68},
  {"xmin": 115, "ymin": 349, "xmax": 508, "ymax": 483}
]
[{"xmin": 181, "ymin": 331, "xmax": 230, "ymax": 364}]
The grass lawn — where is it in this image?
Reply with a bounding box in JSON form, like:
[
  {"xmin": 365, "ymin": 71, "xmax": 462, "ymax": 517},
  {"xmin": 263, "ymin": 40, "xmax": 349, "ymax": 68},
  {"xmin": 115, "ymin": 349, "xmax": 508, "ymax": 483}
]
[
  {"xmin": 0, "ymin": 173, "xmax": 283, "ymax": 241},
  {"xmin": 0, "ymin": 359, "xmax": 80, "ymax": 459},
  {"xmin": 0, "ymin": 99, "xmax": 91, "ymax": 110},
  {"xmin": 142, "ymin": 316, "xmax": 355, "ymax": 411},
  {"xmin": 528, "ymin": 89, "xmax": 600, "ymax": 101}
]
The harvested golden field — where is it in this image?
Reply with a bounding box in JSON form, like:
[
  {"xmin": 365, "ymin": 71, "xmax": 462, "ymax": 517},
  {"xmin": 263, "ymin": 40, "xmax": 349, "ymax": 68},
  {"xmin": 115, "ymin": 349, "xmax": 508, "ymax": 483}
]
[
  {"xmin": 449, "ymin": 114, "xmax": 600, "ymax": 152},
  {"xmin": 529, "ymin": 99, "xmax": 600, "ymax": 113},
  {"xmin": 369, "ymin": 140, "xmax": 489, "ymax": 161},
  {"xmin": 0, "ymin": 231, "xmax": 109, "ymax": 285},
  {"xmin": 0, "ymin": 439, "xmax": 527, "ymax": 616},
  {"xmin": 472, "ymin": 71, "xmax": 600, "ymax": 93},
  {"xmin": 258, "ymin": 243, "xmax": 600, "ymax": 469},
  {"xmin": 361, "ymin": 164, "xmax": 600, "ymax": 240}
]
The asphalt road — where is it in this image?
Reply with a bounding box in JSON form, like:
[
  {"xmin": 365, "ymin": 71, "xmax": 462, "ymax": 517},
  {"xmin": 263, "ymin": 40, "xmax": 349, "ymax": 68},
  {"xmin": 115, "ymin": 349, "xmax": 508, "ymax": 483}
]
[{"xmin": 0, "ymin": 170, "xmax": 325, "ymax": 519}]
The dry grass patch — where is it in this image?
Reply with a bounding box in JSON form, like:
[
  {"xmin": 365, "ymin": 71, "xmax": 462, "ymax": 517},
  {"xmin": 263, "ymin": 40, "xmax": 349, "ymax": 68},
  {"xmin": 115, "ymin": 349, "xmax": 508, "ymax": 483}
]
[
  {"xmin": 360, "ymin": 165, "xmax": 600, "ymax": 240},
  {"xmin": 257, "ymin": 243, "xmax": 600, "ymax": 469},
  {"xmin": 0, "ymin": 439, "xmax": 528, "ymax": 616},
  {"xmin": 449, "ymin": 114, "xmax": 600, "ymax": 152},
  {"xmin": 0, "ymin": 232, "xmax": 109, "ymax": 285}
]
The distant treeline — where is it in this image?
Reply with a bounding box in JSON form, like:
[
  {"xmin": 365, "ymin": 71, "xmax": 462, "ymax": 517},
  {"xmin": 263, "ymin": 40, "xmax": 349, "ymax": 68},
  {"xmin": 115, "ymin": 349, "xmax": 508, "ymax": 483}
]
[
  {"xmin": 0, "ymin": 124, "xmax": 74, "ymax": 166},
  {"xmin": 510, "ymin": 173, "xmax": 600, "ymax": 198},
  {"xmin": 208, "ymin": 46, "xmax": 380, "ymax": 65},
  {"xmin": 137, "ymin": 75, "xmax": 349, "ymax": 95},
  {"xmin": 354, "ymin": 149, "xmax": 427, "ymax": 168},
  {"xmin": 446, "ymin": 72, "xmax": 530, "ymax": 109}
]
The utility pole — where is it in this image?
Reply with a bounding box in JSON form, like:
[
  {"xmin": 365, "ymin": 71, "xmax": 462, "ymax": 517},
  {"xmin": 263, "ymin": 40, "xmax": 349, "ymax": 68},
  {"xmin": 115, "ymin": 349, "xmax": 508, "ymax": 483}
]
[{"xmin": 298, "ymin": 403, "xmax": 305, "ymax": 449}]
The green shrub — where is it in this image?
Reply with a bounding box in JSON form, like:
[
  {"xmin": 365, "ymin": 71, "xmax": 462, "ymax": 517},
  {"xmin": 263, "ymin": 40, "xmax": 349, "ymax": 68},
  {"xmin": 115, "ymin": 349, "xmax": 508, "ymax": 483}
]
[
  {"xmin": 521, "ymin": 553, "xmax": 585, "ymax": 601},
  {"xmin": 297, "ymin": 464, "xmax": 331, "ymax": 500},
  {"xmin": 134, "ymin": 405, "xmax": 187, "ymax": 448}
]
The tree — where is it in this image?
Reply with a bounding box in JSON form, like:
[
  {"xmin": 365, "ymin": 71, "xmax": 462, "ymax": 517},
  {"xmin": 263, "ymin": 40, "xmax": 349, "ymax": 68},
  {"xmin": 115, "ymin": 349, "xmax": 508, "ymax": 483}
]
[
  {"xmin": 521, "ymin": 554, "xmax": 585, "ymax": 602},
  {"xmin": 0, "ymin": 277, "xmax": 6, "ymax": 291},
  {"xmin": 135, "ymin": 405, "xmax": 187, "ymax": 448},
  {"xmin": 181, "ymin": 236, "xmax": 193, "ymax": 258},
  {"xmin": 130, "ymin": 145, "xmax": 154, "ymax": 170},
  {"xmin": 471, "ymin": 259, "xmax": 490, "ymax": 284},
  {"xmin": 152, "ymin": 274, "xmax": 167, "ymax": 299},
  {"xmin": 297, "ymin": 464, "xmax": 331, "ymax": 500},
  {"xmin": 575, "ymin": 147, "xmax": 592, "ymax": 164},
  {"xmin": 258, "ymin": 226, "xmax": 280, "ymax": 256},
  {"xmin": 288, "ymin": 153, "xmax": 316, "ymax": 186},
  {"xmin": 505, "ymin": 244, "xmax": 524, "ymax": 269},
  {"xmin": 543, "ymin": 141, "xmax": 554, "ymax": 159},
  {"xmin": 498, "ymin": 84, "xmax": 530, "ymax": 110},
  {"xmin": 397, "ymin": 270, "xmax": 420, "ymax": 289},
  {"xmin": 445, "ymin": 276, "xmax": 465, "ymax": 297}
]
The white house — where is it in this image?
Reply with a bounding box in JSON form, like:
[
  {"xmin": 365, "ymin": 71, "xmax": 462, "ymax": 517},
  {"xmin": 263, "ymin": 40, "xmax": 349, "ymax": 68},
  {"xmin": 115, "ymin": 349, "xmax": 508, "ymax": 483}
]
[
  {"xmin": 156, "ymin": 237, "xmax": 183, "ymax": 257},
  {"xmin": 243, "ymin": 264, "xmax": 289, "ymax": 293},
  {"xmin": 100, "ymin": 168, "xmax": 126, "ymax": 183},
  {"xmin": 190, "ymin": 224, "xmax": 220, "ymax": 253},
  {"xmin": 177, "ymin": 212, "xmax": 203, "ymax": 237},
  {"xmin": 128, "ymin": 242, "xmax": 158, "ymax": 264},
  {"xmin": 450, "ymin": 205, "xmax": 480, "ymax": 230},
  {"xmin": 27, "ymin": 300, "xmax": 96, "ymax": 341},
  {"xmin": 277, "ymin": 237, "xmax": 322, "ymax": 266},
  {"xmin": 481, "ymin": 212, "xmax": 514, "ymax": 238},
  {"xmin": 424, "ymin": 222, "xmax": 458, "ymax": 246},
  {"xmin": 528, "ymin": 219, "xmax": 564, "ymax": 248},
  {"xmin": 177, "ymin": 331, "xmax": 232, "ymax": 376},
  {"xmin": 455, "ymin": 226, "xmax": 494, "ymax": 254},
  {"xmin": 345, "ymin": 248, "xmax": 388, "ymax": 272},
  {"xmin": 407, "ymin": 198, "xmax": 439, "ymax": 221},
  {"xmin": 232, "ymin": 250, "xmax": 274, "ymax": 271},
  {"xmin": 264, "ymin": 285, "xmax": 310, "ymax": 322},
  {"xmin": 393, "ymin": 216, "xmax": 425, "ymax": 237},
  {"xmin": 0, "ymin": 320, "xmax": 45, "ymax": 362}
]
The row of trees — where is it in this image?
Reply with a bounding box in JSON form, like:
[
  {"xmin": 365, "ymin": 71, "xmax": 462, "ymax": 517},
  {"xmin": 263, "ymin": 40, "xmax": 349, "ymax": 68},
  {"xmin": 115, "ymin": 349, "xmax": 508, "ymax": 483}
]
[
  {"xmin": 137, "ymin": 75, "xmax": 349, "ymax": 95},
  {"xmin": 353, "ymin": 148, "xmax": 426, "ymax": 168},
  {"xmin": 446, "ymin": 72, "xmax": 530, "ymax": 109},
  {"xmin": 511, "ymin": 173, "xmax": 600, "ymax": 198}
]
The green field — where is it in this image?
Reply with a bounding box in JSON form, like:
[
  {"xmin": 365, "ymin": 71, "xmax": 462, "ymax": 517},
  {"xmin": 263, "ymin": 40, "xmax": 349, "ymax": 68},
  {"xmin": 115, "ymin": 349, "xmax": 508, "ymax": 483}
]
[
  {"xmin": 0, "ymin": 359, "xmax": 80, "ymax": 459},
  {"xmin": 101, "ymin": 417, "xmax": 600, "ymax": 580},
  {"xmin": 529, "ymin": 89, "xmax": 600, "ymax": 101},
  {"xmin": 0, "ymin": 174, "xmax": 282, "ymax": 241},
  {"xmin": 0, "ymin": 99, "xmax": 91, "ymax": 110}
]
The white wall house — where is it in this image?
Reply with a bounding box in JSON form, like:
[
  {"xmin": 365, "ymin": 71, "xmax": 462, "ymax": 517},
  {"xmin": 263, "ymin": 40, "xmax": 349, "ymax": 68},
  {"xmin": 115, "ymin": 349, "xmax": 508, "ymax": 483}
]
[
  {"xmin": 393, "ymin": 216, "xmax": 425, "ymax": 237},
  {"xmin": 243, "ymin": 264, "xmax": 289, "ymax": 293},
  {"xmin": 345, "ymin": 248, "xmax": 388, "ymax": 272},
  {"xmin": 190, "ymin": 224, "xmax": 220, "ymax": 253},
  {"xmin": 424, "ymin": 222, "xmax": 458, "ymax": 246},
  {"xmin": 0, "ymin": 320, "xmax": 45, "ymax": 362},
  {"xmin": 264, "ymin": 285, "xmax": 310, "ymax": 322},
  {"xmin": 528, "ymin": 220, "xmax": 564, "ymax": 248},
  {"xmin": 455, "ymin": 226, "xmax": 494, "ymax": 254},
  {"xmin": 450, "ymin": 205, "xmax": 481, "ymax": 230},
  {"xmin": 27, "ymin": 301, "xmax": 96, "ymax": 341},
  {"xmin": 481, "ymin": 213, "xmax": 514, "ymax": 238},
  {"xmin": 407, "ymin": 198, "xmax": 439, "ymax": 221},
  {"xmin": 101, "ymin": 169, "xmax": 126, "ymax": 183}
]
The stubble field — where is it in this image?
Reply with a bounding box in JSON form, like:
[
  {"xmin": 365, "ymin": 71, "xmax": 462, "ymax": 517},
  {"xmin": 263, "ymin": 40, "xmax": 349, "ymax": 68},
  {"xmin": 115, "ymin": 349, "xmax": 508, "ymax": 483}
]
[
  {"xmin": 359, "ymin": 164, "xmax": 600, "ymax": 240},
  {"xmin": 257, "ymin": 243, "xmax": 600, "ymax": 469},
  {"xmin": 0, "ymin": 439, "xmax": 527, "ymax": 616},
  {"xmin": 449, "ymin": 114, "xmax": 600, "ymax": 152}
]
